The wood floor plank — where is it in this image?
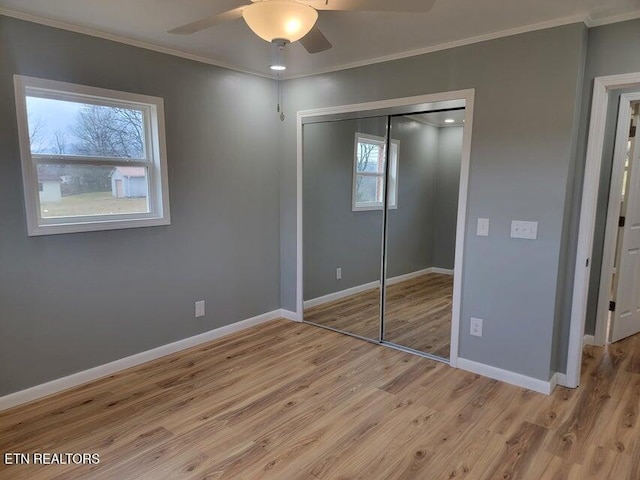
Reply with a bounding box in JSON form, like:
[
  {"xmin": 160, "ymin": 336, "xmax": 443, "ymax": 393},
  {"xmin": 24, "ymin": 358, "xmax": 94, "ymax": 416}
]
[
  {"xmin": 2, "ymin": 319, "xmax": 640, "ymax": 479},
  {"xmin": 305, "ymin": 273, "xmax": 453, "ymax": 357}
]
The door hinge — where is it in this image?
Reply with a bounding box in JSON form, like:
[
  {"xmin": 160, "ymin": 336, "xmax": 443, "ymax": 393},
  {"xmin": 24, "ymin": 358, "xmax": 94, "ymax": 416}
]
[
  {"xmin": 609, "ymin": 301, "xmax": 616, "ymax": 312},
  {"xmin": 619, "ymin": 216, "xmax": 626, "ymax": 227},
  {"xmin": 631, "ymin": 125, "xmax": 636, "ymax": 138}
]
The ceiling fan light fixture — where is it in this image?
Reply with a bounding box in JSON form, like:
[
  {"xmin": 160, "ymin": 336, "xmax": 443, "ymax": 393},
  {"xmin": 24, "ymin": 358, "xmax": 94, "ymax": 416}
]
[{"xmin": 242, "ymin": 0, "xmax": 318, "ymax": 43}]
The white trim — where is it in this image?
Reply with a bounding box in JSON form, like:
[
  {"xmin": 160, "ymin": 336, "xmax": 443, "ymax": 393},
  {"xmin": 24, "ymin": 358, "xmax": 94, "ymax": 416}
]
[
  {"xmin": 587, "ymin": 10, "xmax": 640, "ymax": 27},
  {"xmin": 352, "ymin": 133, "xmax": 400, "ymax": 212},
  {"xmin": 431, "ymin": 267, "xmax": 455, "ymax": 275},
  {"xmin": 0, "ymin": 309, "xmax": 292, "ymax": 412},
  {"xmin": 457, "ymin": 358, "xmax": 557, "ymax": 395},
  {"xmin": 556, "ymin": 372, "xmax": 568, "ymax": 387},
  {"xmin": 296, "ymin": 89, "xmax": 475, "ymax": 370},
  {"xmin": 0, "ymin": 7, "xmax": 272, "ymax": 79},
  {"xmin": 386, "ymin": 267, "xmax": 440, "ymax": 286},
  {"xmin": 2, "ymin": 6, "xmax": 640, "ymax": 80},
  {"xmin": 285, "ymin": 14, "xmax": 592, "ymax": 79},
  {"xmin": 303, "ymin": 267, "xmax": 452, "ymax": 309},
  {"xmin": 277, "ymin": 309, "xmax": 300, "ymax": 322},
  {"xmin": 584, "ymin": 334, "xmax": 596, "ymax": 347},
  {"xmin": 13, "ymin": 75, "xmax": 171, "ymax": 236},
  {"xmin": 595, "ymin": 93, "xmax": 640, "ymax": 346},
  {"xmin": 567, "ymin": 72, "xmax": 640, "ymax": 389},
  {"xmin": 303, "ymin": 267, "xmax": 456, "ymax": 308},
  {"xmin": 304, "ymin": 281, "xmax": 380, "ymax": 309}
]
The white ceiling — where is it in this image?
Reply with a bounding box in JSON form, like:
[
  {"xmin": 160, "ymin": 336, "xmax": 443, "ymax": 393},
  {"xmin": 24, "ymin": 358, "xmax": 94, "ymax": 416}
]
[
  {"xmin": 1, "ymin": 0, "xmax": 639, "ymax": 78},
  {"xmin": 411, "ymin": 109, "xmax": 466, "ymax": 127}
]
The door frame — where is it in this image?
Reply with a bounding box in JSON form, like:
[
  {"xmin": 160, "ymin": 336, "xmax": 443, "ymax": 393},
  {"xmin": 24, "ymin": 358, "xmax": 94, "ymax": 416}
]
[
  {"xmin": 567, "ymin": 72, "xmax": 640, "ymax": 388},
  {"xmin": 594, "ymin": 92, "xmax": 640, "ymax": 346},
  {"xmin": 295, "ymin": 89, "xmax": 476, "ymax": 368}
]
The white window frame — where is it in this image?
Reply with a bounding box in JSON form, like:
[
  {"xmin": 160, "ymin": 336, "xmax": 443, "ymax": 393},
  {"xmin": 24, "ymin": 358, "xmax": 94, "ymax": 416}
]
[
  {"xmin": 14, "ymin": 75, "xmax": 170, "ymax": 236},
  {"xmin": 352, "ymin": 133, "xmax": 400, "ymax": 212}
]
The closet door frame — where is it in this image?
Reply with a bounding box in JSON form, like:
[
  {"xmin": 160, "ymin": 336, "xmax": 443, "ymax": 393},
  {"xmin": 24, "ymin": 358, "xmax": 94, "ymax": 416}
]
[{"xmin": 297, "ymin": 90, "xmax": 476, "ymax": 368}]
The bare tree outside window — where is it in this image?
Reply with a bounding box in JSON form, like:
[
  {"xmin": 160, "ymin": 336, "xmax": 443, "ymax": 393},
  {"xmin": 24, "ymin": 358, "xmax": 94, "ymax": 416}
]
[{"xmin": 71, "ymin": 105, "xmax": 144, "ymax": 159}]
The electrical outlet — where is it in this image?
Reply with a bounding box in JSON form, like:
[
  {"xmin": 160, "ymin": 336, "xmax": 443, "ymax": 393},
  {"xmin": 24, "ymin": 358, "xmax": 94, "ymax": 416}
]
[
  {"xmin": 336, "ymin": 268, "xmax": 342, "ymax": 280},
  {"xmin": 470, "ymin": 317, "xmax": 483, "ymax": 337},
  {"xmin": 477, "ymin": 218, "xmax": 490, "ymax": 237},
  {"xmin": 195, "ymin": 301, "xmax": 205, "ymax": 318}
]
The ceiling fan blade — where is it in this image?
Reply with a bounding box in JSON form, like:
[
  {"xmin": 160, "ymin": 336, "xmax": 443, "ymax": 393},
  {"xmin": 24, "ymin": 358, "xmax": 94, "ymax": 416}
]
[
  {"xmin": 300, "ymin": 26, "xmax": 333, "ymax": 54},
  {"xmin": 305, "ymin": 0, "xmax": 436, "ymax": 12},
  {"xmin": 168, "ymin": 6, "xmax": 246, "ymax": 35}
]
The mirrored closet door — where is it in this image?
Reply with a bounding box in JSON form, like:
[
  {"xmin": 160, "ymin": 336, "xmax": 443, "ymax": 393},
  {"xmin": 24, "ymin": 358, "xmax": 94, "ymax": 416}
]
[
  {"xmin": 382, "ymin": 111, "xmax": 464, "ymax": 358},
  {"xmin": 302, "ymin": 102, "xmax": 466, "ymax": 362},
  {"xmin": 303, "ymin": 115, "xmax": 388, "ymax": 341}
]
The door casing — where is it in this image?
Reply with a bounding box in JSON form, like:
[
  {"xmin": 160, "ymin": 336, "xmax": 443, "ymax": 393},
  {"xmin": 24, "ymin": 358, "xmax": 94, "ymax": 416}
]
[{"xmin": 295, "ymin": 89, "xmax": 476, "ymax": 368}]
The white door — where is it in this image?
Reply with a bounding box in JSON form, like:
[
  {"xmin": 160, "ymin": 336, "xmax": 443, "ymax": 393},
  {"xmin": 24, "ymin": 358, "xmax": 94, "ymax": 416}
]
[{"xmin": 612, "ymin": 108, "xmax": 640, "ymax": 342}]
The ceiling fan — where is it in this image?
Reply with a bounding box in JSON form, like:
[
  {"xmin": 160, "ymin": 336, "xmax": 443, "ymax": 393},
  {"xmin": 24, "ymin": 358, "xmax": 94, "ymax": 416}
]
[{"xmin": 168, "ymin": 0, "xmax": 437, "ymax": 55}]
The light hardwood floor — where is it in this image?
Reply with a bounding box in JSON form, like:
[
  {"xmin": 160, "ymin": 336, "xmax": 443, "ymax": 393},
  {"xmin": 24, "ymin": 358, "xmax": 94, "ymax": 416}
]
[
  {"xmin": 304, "ymin": 273, "xmax": 453, "ymax": 357},
  {"xmin": 1, "ymin": 319, "xmax": 639, "ymax": 479}
]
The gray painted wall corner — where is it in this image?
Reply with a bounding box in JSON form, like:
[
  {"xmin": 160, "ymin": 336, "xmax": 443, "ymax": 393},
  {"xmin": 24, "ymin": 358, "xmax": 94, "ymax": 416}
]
[{"xmin": 0, "ymin": 15, "xmax": 281, "ymax": 396}]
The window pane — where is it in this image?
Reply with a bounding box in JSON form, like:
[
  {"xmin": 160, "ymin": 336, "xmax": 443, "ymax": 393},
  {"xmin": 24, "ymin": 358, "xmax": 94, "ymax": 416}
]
[
  {"xmin": 355, "ymin": 175, "xmax": 384, "ymax": 205},
  {"xmin": 356, "ymin": 141, "xmax": 385, "ymax": 173},
  {"xmin": 37, "ymin": 164, "xmax": 149, "ymax": 218},
  {"xmin": 26, "ymin": 96, "xmax": 146, "ymax": 159}
]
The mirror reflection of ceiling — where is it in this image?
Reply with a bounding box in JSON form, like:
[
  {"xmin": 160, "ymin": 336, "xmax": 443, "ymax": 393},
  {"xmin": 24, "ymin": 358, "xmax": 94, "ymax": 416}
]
[
  {"xmin": 0, "ymin": 0, "xmax": 638, "ymax": 77},
  {"xmin": 409, "ymin": 109, "xmax": 465, "ymax": 127}
]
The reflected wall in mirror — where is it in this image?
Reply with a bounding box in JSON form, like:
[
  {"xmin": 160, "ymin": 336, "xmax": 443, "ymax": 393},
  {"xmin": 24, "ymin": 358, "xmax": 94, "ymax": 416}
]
[
  {"xmin": 303, "ymin": 116, "xmax": 387, "ymax": 340},
  {"xmin": 383, "ymin": 110, "xmax": 464, "ymax": 358}
]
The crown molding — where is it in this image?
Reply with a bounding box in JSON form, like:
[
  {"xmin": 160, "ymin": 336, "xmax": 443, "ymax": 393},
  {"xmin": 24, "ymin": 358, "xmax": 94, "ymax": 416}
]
[
  {"xmin": 282, "ymin": 13, "xmax": 590, "ymax": 79},
  {"xmin": 2, "ymin": 6, "xmax": 640, "ymax": 80},
  {"xmin": 0, "ymin": 7, "xmax": 273, "ymax": 79},
  {"xmin": 586, "ymin": 9, "xmax": 640, "ymax": 27}
]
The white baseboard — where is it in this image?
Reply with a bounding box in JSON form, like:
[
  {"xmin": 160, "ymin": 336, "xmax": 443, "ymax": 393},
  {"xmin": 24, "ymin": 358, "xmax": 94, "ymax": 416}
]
[
  {"xmin": 304, "ymin": 281, "xmax": 379, "ymax": 309},
  {"xmin": 430, "ymin": 267, "xmax": 454, "ymax": 275},
  {"xmin": 584, "ymin": 335, "xmax": 596, "ymax": 346},
  {"xmin": 386, "ymin": 267, "xmax": 434, "ymax": 286},
  {"xmin": 457, "ymin": 357, "xmax": 557, "ymax": 395},
  {"xmin": 278, "ymin": 309, "xmax": 300, "ymax": 322},
  {"xmin": 555, "ymin": 372, "xmax": 568, "ymax": 387},
  {"xmin": 304, "ymin": 267, "xmax": 454, "ymax": 309},
  {"xmin": 0, "ymin": 309, "xmax": 291, "ymax": 412}
]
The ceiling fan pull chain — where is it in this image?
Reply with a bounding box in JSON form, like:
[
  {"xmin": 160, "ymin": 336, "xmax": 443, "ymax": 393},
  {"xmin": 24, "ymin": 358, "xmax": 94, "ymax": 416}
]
[{"xmin": 278, "ymin": 77, "xmax": 285, "ymax": 121}]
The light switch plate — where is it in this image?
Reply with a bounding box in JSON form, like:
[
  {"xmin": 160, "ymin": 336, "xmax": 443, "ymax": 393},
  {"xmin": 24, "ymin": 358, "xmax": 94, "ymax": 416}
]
[
  {"xmin": 511, "ymin": 221, "xmax": 538, "ymax": 240},
  {"xmin": 477, "ymin": 218, "xmax": 490, "ymax": 237},
  {"xmin": 195, "ymin": 301, "xmax": 205, "ymax": 318}
]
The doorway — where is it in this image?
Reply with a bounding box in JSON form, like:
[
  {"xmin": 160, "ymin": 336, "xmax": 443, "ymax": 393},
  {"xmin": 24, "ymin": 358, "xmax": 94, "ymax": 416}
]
[
  {"xmin": 567, "ymin": 72, "xmax": 640, "ymax": 389},
  {"xmin": 595, "ymin": 98, "xmax": 640, "ymax": 344},
  {"xmin": 296, "ymin": 91, "xmax": 475, "ymax": 365}
]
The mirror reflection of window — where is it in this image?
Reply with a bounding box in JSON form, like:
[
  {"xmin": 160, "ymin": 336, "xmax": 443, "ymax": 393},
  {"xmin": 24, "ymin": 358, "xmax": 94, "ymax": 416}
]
[{"xmin": 352, "ymin": 133, "xmax": 399, "ymax": 211}]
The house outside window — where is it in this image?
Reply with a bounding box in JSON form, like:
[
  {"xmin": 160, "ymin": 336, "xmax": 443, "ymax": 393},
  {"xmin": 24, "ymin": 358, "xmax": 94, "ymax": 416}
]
[
  {"xmin": 14, "ymin": 75, "xmax": 170, "ymax": 236},
  {"xmin": 352, "ymin": 133, "xmax": 399, "ymax": 211}
]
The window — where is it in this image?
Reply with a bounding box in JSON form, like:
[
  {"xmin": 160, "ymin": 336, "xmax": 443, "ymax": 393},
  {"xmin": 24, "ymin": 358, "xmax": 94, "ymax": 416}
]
[
  {"xmin": 352, "ymin": 133, "xmax": 399, "ymax": 211},
  {"xmin": 14, "ymin": 75, "xmax": 170, "ymax": 236}
]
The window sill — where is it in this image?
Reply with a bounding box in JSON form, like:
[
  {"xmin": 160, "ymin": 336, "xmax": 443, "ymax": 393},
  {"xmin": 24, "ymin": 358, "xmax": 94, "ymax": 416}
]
[
  {"xmin": 27, "ymin": 215, "xmax": 171, "ymax": 237},
  {"xmin": 352, "ymin": 205, "xmax": 398, "ymax": 212}
]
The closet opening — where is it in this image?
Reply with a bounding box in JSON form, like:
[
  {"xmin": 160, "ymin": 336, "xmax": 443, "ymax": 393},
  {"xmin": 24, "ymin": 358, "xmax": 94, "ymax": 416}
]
[{"xmin": 297, "ymin": 91, "xmax": 474, "ymax": 365}]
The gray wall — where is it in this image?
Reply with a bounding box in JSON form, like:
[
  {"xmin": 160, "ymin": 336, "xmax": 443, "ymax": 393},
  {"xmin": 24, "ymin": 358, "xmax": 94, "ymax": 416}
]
[
  {"xmin": 283, "ymin": 23, "xmax": 587, "ymax": 380},
  {"xmin": 386, "ymin": 118, "xmax": 439, "ymax": 279},
  {"xmin": 303, "ymin": 117, "xmax": 387, "ymax": 300},
  {"xmin": 569, "ymin": 19, "xmax": 640, "ymax": 337},
  {"xmin": 303, "ymin": 116, "xmax": 460, "ymax": 301},
  {"xmin": 0, "ymin": 16, "xmax": 281, "ymax": 396},
  {"xmin": 433, "ymin": 126, "xmax": 463, "ymax": 269}
]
